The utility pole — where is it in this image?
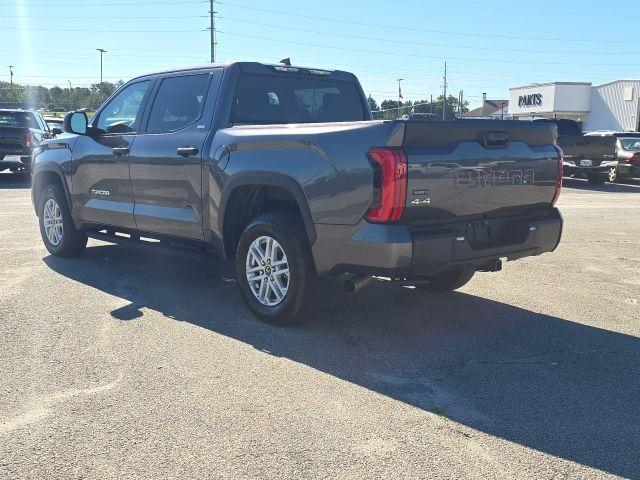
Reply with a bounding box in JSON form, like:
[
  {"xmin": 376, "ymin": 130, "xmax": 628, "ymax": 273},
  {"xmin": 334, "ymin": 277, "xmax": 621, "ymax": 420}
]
[
  {"xmin": 397, "ymin": 78, "xmax": 404, "ymax": 118},
  {"xmin": 442, "ymin": 62, "xmax": 447, "ymax": 121},
  {"xmin": 430, "ymin": 94, "xmax": 433, "ymax": 114},
  {"xmin": 8, "ymin": 65, "xmax": 14, "ymax": 86},
  {"xmin": 209, "ymin": 0, "xmax": 216, "ymax": 63},
  {"xmin": 96, "ymin": 48, "xmax": 107, "ymax": 83}
]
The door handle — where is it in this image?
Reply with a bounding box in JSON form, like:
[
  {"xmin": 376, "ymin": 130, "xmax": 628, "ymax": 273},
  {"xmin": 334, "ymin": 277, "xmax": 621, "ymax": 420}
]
[
  {"xmin": 112, "ymin": 147, "xmax": 129, "ymax": 157},
  {"xmin": 177, "ymin": 146, "xmax": 199, "ymax": 157}
]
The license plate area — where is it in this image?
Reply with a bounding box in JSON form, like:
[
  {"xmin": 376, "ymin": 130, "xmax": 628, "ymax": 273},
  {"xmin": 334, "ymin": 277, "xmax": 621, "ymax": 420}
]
[{"xmin": 465, "ymin": 218, "xmax": 529, "ymax": 249}]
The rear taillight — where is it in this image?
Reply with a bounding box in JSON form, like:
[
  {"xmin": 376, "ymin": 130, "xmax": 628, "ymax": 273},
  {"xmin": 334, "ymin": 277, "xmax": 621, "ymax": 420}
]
[
  {"xmin": 23, "ymin": 130, "xmax": 33, "ymax": 149},
  {"xmin": 366, "ymin": 148, "xmax": 407, "ymax": 222},
  {"xmin": 626, "ymin": 153, "xmax": 640, "ymax": 164},
  {"xmin": 551, "ymin": 145, "xmax": 563, "ymax": 206}
]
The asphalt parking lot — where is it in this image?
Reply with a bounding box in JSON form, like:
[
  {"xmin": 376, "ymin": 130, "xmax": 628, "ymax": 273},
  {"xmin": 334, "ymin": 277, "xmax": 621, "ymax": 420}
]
[{"xmin": 1, "ymin": 173, "xmax": 639, "ymax": 479}]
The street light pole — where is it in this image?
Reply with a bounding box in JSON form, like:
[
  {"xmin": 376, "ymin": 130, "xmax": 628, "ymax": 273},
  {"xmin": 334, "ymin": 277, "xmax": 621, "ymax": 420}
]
[
  {"xmin": 96, "ymin": 49, "xmax": 107, "ymax": 83},
  {"xmin": 8, "ymin": 65, "xmax": 14, "ymax": 86}
]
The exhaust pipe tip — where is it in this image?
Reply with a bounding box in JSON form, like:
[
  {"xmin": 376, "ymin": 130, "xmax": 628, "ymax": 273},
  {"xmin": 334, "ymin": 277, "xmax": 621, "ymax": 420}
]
[
  {"xmin": 342, "ymin": 279, "xmax": 357, "ymax": 294},
  {"xmin": 341, "ymin": 275, "xmax": 372, "ymax": 294}
]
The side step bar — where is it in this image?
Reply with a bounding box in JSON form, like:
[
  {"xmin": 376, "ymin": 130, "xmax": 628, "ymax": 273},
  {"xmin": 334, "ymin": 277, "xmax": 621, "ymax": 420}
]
[{"xmin": 86, "ymin": 229, "xmax": 221, "ymax": 261}]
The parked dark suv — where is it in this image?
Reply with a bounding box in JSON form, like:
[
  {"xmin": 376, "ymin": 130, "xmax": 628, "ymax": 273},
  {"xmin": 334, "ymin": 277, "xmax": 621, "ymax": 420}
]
[
  {"xmin": 0, "ymin": 109, "xmax": 52, "ymax": 174},
  {"xmin": 31, "ymin": 62, "xmax": 563, "ymax": 324}
]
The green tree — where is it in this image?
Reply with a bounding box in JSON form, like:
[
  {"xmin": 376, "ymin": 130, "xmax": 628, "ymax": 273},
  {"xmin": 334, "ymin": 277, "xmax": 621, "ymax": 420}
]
[
  {"xmin": 367, "ymin": 94, "xmax": 379, "ymax": 112},
  {"xmin": 0, "ymin": 80, "xmax": 123, "ymax": 111}
]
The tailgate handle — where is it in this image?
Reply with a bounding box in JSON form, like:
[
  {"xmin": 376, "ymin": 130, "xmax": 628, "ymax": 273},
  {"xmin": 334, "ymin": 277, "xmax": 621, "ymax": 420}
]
[{"xmin": 483, "ymin": 131, "xmax": 510, "ymax": 148}]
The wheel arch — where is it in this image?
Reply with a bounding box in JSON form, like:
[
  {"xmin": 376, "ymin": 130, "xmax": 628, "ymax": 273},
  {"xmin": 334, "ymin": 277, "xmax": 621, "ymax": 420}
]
[
  {"xmin": 219, "ymin": 172, "xmax": 317, "ymax": 259},
  {"xmin": 31, "ymin": 163, "xmax": 73, "ymax": 216}
]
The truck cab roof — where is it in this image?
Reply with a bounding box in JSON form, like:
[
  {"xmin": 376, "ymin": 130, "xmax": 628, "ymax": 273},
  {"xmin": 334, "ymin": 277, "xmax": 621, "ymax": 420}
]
[{"xmin": 129, "ymin": 61, "xmax": 357, "ymax": 83}]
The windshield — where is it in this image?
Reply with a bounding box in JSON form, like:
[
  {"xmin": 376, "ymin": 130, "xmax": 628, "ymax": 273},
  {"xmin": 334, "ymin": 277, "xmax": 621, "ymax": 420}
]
[
  {"xmin": 619, "ymin": 138, "xmax": 640, "ymax": 151},
  {"xmin": 231, "ymin": 74, "xmax": 366, "ymax": 125},
  {"xmin": 0, "ymin": 111, "xmax": 38, "ymax": 129}
]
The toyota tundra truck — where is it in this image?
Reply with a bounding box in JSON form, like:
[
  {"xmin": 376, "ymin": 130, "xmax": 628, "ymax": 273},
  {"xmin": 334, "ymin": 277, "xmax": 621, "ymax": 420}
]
[{"xmin": 30, "ymin": 62, "xmax": 563, "ymax": 324}]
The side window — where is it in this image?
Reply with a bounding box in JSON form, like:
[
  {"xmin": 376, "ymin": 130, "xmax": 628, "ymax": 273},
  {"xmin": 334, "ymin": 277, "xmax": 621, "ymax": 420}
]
[
  {"xmin": 96, "ymin": 80, "xmax": 151, "ymax": 134},
  {"xmin": 146, "ymin": 74, "xmax": 210, "ymax": 134},
  {"xmin": 38, "ymin": 114, "xmax": 49, "ymax": 132}
]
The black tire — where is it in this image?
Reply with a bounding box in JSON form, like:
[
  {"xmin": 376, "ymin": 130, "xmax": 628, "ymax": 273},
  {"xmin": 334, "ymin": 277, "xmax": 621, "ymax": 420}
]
[
  {"xmin": 235, "ymin": 213, "xmax": 317, "ymax": 325},
  {"xmin": 38, "ymin": 183, "xmax": 87, "ymax": 257},
  {"xmin": 415, "ymin": 267, "xmax": 476, "ymax": 293},
  {"xmin": 607, "ymin": 166, "xmax": 618, "ymax": 183},
  {"xmin": 587, "ymin": 173, "xmax": 607, "ymax": 185}
]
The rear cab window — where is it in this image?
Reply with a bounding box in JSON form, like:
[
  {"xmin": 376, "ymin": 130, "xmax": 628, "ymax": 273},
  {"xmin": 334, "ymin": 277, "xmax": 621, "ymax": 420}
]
[
  {"xmin": 231, "ymin": 74, "xmax": 366, "ymax": 125},
  {"xmin": 619, "ymin": 138, "xmax": 640, "ymax": 151},
  {"xmin": 0, "ymin": 112, "xmax": 39, "ymax": 129}
]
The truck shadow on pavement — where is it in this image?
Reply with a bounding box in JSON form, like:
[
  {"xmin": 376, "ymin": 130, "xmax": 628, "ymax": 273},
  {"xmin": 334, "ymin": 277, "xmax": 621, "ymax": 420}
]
[{"xmin": 44, "ymin": 245, "xmax": 640, "ymax": 478}]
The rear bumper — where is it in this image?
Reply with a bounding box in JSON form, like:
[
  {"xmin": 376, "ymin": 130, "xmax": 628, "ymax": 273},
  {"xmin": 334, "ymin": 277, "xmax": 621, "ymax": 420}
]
[
  {"xmin": 312, "ymin": 208, "xmax": 563, "ymax": 277},
  {"xmin": 563, "ymin": 160, "xmax": 616, "ymax": 176},
  {"xmin": 0, "ymin": 153, "xmax": 30, "ymax": 171}
]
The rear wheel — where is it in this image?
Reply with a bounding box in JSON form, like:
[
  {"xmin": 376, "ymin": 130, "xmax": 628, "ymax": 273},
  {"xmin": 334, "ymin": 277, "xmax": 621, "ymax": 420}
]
[
  {"xmin": 414, "ymin": 267, "xmax": 476, "ymax": 293},
  {"xmin": 235, "ymin": 213, "xmax": 317, "ymax": 325},
  {"xmin": 38, "ymin": 183, "xmax": 87, "ymax": 257},
  {"xmin": 607, "ymin": 166, "xmax": 618, "ymax": 183},
  {"xmin": 587, "ymin": 173, "xmax": 607, "ymax": 185}
]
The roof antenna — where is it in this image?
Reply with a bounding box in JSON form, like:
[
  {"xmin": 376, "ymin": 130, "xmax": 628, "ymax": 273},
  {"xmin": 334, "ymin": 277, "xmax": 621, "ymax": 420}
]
[{"xmin": 278, "ymin": 57, "xmax": 291, "ymax": 66}]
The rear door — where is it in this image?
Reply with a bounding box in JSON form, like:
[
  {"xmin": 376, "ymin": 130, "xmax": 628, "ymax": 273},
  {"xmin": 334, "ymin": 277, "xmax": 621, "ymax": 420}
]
[
  {"xmin": 401, "ymin": 120, "xmax": 559, "ymax": 223},
  {"xmin": 128, "ymin": 69, "xmax": 221, "ymax": 239},
  {"xmin": 72, "ymin": 79, "xmax": 153, "ymax": 228}
]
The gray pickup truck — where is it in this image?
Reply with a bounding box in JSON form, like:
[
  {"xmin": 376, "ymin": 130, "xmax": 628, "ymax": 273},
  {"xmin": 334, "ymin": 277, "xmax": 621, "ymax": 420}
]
[{"xmin": 31, "ymin": 62, "xmax": 563, "ymax": 324}]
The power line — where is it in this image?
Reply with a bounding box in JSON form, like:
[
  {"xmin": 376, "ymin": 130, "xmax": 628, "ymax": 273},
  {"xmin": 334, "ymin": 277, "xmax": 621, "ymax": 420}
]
[
  {"xmin": 2, "ymin": 14, "xmax": 206, "ymax": 19},
  {"xmin": 0, "ymin": 0, "xmax": 206, "ymax": 5},
  {"xmin": 215, "ymin": 30, "xmax": 640, "ymax": 67},
  {"xmin": 218, "ymin": 0, "xmax": 640, "ymax": 45},
  {"xmin": 215, "ymin": 16, "xmax": 634, "ymax": 56},
  {"xmin": 2, "ymin": 26, "xmax": 203, "ymax": 33}
]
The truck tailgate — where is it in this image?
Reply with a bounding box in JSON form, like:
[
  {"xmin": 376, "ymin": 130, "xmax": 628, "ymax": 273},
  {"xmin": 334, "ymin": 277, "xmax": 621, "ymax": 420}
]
[
  {"xmin": 0, "ymin": 127, "xmax": 26, "ymax": 153},
  {"xmin": 401, "ymin": 120, "xmax": 559, "ymax": 223}
]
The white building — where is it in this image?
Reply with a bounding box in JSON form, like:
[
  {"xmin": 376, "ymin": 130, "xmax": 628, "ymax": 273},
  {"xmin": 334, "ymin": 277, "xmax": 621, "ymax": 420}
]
[{"xmin": 508, "ymin": 80, "xmax": 640, "ymax": 132}]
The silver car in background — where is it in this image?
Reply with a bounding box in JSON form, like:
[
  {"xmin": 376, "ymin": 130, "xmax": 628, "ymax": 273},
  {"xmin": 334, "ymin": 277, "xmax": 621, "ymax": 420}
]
[{"xmin": 616, "ymin": 136, "xmax": 640, "ymax": 180}]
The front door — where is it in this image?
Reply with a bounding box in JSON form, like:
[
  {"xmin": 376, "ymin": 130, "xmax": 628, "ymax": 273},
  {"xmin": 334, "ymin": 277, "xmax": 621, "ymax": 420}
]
[
  {"xmin": 72, "ymin": 79, "xmax": 153, "ymax": 228},
  {"xmin": 128, "ymin": 71, "xmax": 219, "ymax": 240}
]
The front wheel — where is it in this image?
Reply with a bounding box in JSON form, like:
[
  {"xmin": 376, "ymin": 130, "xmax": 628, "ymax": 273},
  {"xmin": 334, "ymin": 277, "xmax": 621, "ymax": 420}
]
[
  {"xmin": 235, "ymin": 213, "xmax": 317, "ymax": 325},
  {"xmin": 38, "ymin": 183, "xmax": 87, "ymax": 257},
  {"xmin": 414, "ymin": 267, "xmax": 476, "ymax": 293},
  {"xmin": 607, "ymin": 166, "xmax": 618, "ymax": 183}
]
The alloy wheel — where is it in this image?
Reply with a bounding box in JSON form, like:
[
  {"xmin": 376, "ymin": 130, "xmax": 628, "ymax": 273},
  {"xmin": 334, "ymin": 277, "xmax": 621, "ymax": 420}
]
[
  {"xmin": 245, "ymin": 235, "xmax": 290, "ymax": 306},
  {"xmin": 43, "ymin": 198, "xmax": 64, "ymax": 246}
]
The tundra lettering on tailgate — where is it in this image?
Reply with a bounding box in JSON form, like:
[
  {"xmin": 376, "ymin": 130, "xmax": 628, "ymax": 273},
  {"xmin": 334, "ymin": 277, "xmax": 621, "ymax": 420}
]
[{"xmin": 454, "ymin": 169, "xmax": 535, "ymax": 189}]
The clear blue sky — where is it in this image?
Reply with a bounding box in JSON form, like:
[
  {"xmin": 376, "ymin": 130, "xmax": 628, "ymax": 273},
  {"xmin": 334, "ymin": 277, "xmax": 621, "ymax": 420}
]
[{"xmin": 2, "ymin": 0, "xmax": 639, "ymax": 108}]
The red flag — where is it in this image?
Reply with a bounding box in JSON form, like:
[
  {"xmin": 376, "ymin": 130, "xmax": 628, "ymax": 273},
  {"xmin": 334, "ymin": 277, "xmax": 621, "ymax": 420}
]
[{"xmin": 398, "ymin": 85, "xmax": 404, "ymax": 100}]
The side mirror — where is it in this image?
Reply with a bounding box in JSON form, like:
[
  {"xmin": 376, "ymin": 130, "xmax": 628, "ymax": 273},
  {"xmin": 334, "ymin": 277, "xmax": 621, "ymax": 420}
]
[
  {"xmin": 51, "ymin": 127, "xmax": 63, "ymax": 136},
  {"xmin": 63, "ymin": 111, "xmax": 88, "ymax": 135}
]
